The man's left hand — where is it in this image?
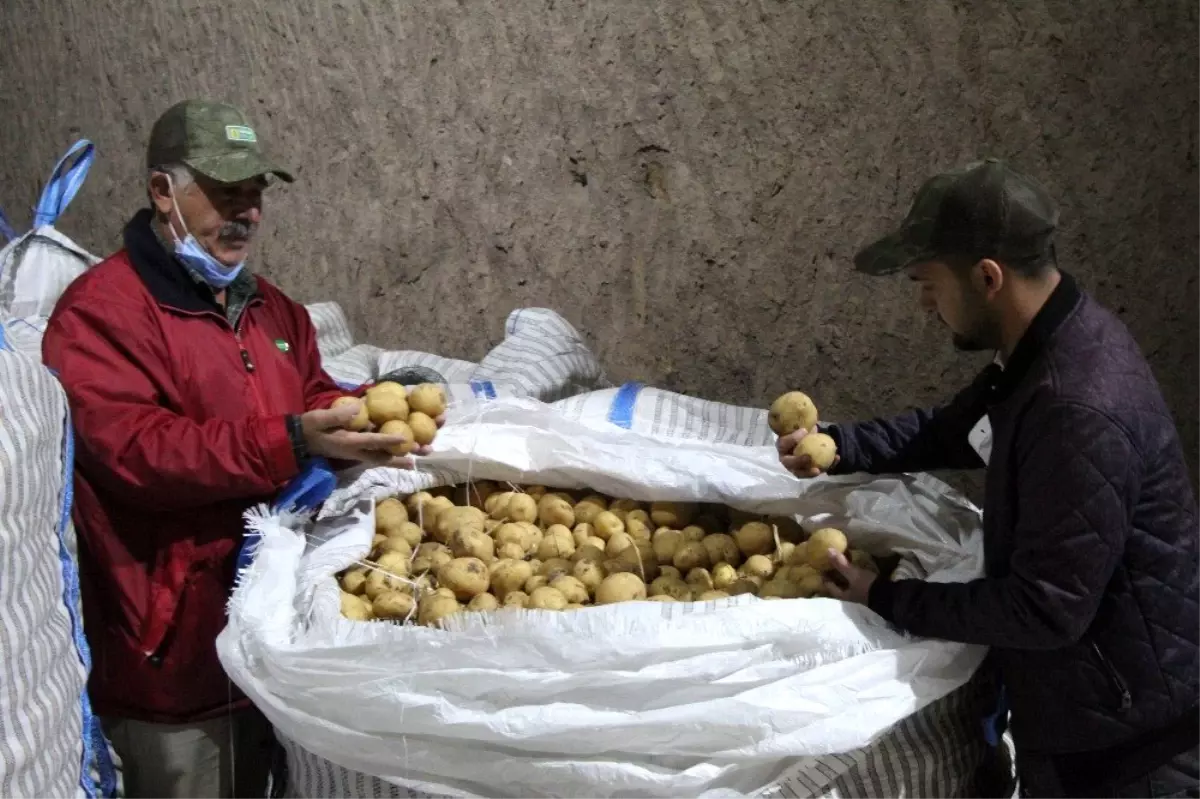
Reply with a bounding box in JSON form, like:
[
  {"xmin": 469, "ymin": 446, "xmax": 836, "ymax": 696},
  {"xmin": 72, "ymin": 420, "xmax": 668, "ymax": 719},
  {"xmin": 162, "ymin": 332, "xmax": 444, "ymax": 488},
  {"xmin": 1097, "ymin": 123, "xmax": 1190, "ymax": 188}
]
[{"xmin": 822, "ymin": 549, "xmax": 877, "ymax": 605}]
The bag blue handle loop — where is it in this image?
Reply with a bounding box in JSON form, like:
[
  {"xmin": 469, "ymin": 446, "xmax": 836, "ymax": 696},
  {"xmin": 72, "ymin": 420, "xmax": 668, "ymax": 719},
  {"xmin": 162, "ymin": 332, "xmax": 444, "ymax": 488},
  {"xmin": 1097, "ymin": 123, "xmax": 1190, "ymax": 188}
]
[
  {"xmin": 33, "ymin": 139, "xmax": 95, "ymax": 229},
  {"xmin": 234, "ymin": 457, "xmax": 338, "ymax": 575}
]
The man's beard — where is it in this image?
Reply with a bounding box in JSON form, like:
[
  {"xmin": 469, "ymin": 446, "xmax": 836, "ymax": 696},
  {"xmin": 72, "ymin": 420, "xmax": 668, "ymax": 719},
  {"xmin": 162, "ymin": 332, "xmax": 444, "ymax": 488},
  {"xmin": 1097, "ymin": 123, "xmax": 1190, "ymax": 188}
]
[{"xmin": 950, "ymin": 313, "xmax": 1001, "ymax": 352}]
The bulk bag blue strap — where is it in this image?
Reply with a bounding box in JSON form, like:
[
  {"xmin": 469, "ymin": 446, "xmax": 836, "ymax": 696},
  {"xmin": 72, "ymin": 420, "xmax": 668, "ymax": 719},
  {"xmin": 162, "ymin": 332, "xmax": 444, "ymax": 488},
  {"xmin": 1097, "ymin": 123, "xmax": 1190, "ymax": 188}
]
[
  {"xmin": 33, "ymin": 140, "xmax": 95, "ymax": 229},
  {"xmin": 0, "ymin": 208, "xmax": 16, "ymax": 242},
  {"xmin": 607, "ymin": 381, "xmax": 644, "ymax": 429}
]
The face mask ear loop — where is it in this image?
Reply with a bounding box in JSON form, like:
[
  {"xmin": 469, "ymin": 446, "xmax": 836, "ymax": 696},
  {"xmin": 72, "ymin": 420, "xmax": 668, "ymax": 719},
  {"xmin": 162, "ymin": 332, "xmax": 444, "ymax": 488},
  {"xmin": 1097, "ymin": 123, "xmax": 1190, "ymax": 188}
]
[{"xmin": 164, "ymin": 173, "xmax": 190, "ymax": 244}]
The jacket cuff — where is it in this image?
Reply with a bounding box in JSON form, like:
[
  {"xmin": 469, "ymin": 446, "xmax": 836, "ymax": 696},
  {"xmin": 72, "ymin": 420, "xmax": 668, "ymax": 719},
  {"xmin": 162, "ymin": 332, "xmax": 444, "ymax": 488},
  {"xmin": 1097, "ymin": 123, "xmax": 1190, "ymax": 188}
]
[
  {"xmin": 285, "ymin": 414, "xmax": 310, "ymax": 470},
  {"xmin": 867, "ymin": 574, "xmax": 900, "ymax": 624},
  {"xmin": 823, "ymin": 423, "xmax": 855, "ymax": 475}
]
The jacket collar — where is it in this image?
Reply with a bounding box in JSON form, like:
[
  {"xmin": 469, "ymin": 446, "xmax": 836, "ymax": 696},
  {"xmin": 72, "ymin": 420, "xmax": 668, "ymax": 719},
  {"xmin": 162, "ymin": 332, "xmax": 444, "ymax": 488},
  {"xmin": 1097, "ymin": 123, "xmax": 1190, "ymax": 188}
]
[
  {"xmin": 124, "ymin": 208, "xmax": 258, "ymax": 315},
  {"xmin": 989, "ymin": 270, "xmax": 1083, "ymax": 401}
]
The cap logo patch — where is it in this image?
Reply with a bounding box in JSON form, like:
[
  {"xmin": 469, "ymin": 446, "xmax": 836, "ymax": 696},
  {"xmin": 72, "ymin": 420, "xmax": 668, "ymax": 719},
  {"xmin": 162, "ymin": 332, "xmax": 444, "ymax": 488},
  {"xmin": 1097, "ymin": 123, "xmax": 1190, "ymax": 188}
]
[{"xmin": 225, "ymin": 125, "xmax": 257, "ymax": 143}]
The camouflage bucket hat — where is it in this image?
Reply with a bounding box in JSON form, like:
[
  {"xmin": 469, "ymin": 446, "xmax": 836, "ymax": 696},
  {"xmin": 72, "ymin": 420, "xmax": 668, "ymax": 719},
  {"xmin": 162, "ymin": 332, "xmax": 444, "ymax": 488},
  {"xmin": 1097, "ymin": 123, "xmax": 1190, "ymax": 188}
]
[
  {"xmin": 854, "ymin": 158, "xmax": 1059, "ymax": 276},
  {"xmin": 147, "ymin": 100, "xmax": 294, "ymax": 184}
]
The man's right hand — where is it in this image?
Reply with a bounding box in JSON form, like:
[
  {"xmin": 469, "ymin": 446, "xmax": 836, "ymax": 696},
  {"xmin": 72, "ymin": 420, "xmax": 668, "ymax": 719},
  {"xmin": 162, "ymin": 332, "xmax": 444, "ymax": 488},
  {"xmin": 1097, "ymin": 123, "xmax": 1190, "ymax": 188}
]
[
  {"xmin": 777, "ymin": 428, "xmax": 839, "ymax": 479},
  {"xmin": 300, "ymin": 403, "xmax": 425, "ymax": 468}
]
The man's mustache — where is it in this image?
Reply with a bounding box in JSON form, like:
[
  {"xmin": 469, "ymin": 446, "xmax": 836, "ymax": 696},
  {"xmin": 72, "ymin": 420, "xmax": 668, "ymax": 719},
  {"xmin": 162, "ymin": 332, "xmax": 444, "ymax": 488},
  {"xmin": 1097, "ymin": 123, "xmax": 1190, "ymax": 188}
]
[{"xmin": 219, "ymin": 220, "xmax": 255, "ymax": 243}]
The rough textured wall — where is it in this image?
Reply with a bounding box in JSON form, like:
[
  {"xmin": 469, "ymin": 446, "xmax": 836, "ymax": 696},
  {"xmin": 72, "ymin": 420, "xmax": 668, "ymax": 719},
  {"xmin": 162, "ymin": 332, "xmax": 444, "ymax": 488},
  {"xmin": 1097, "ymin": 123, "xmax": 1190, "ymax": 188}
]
[{"xmin": 1, "ymin": 1, "xmax": 1196, "ymax": 490}]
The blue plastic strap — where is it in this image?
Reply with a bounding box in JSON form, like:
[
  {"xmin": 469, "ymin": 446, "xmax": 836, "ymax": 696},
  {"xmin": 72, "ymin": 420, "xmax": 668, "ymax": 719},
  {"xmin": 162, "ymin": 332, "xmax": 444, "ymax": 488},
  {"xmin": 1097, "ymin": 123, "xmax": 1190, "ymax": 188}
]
[
  {"xmin": 982, "ymin": 685, "xmax": 1009, "ymax": 747},
  {"xmin": 235, "ymin": 457, "xmax": 338, "ymax": 576},
  {"xmin": 470, "ymin": 380, "xmax": 496, "ymax": 400},
  {"xmin": 334, "ymin": 380, "xmax": 362, "ymax": 391},
  {"xmin": 33, "ymin": 139, "xmax": 95, "ymax": 229},
  {"xmin": 0, "ymin": 208, "xmax": 16, "ymax": 242},
  {"xmin": 607, "ymin": 381, "xmax": 644, "ymax": 429}
]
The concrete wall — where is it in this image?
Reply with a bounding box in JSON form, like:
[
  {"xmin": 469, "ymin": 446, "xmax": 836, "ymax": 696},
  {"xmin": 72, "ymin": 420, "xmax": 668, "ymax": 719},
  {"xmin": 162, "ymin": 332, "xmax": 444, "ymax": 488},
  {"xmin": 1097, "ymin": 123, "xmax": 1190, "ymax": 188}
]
[{"xmin": 1, "ymin": 1, "xmax": 1196, "ymax": 490}]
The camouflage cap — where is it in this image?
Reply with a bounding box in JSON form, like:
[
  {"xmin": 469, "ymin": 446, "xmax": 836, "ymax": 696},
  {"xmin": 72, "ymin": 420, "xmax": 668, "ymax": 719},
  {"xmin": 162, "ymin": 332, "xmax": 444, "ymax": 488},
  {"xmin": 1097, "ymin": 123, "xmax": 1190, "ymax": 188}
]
[
  {"xmin": 854, "ymin": 158, "xmax": 1059, "ymax": 276},
  {"xmin": 146, "ymin": 100, "xmax": 294, "ymax": 184}
]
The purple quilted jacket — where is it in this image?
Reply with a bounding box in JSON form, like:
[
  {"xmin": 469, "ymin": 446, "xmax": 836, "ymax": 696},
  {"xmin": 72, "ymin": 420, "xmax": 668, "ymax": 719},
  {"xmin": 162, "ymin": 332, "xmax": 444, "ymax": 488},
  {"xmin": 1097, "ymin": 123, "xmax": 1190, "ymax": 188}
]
[{"xmin": 828, "ymin": 273, "xmax": 1198, "ymax": 782}]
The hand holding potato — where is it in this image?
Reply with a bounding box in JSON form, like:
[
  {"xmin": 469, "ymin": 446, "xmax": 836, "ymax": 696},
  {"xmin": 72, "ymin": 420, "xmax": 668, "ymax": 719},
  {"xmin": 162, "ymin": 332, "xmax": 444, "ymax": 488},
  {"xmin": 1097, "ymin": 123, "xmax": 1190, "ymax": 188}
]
[{"xmin": 777, "ymin": 427, "xmax": 840, "ymax": 479}]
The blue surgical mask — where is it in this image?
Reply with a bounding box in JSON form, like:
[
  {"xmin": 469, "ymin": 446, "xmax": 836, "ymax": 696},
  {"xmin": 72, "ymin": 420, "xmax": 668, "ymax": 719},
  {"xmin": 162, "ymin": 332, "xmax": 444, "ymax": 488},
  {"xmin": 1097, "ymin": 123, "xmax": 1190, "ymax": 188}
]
[{"xmin": 166, "ymin": 175, "xmax": 246, "ymax": 289}]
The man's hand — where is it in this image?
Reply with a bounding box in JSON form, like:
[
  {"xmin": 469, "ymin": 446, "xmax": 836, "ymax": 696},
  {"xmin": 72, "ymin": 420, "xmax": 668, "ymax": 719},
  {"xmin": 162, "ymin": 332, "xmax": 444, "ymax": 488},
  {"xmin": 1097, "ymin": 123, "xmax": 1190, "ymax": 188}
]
[
  {"xmin": 777, "ymin": 428, "xmax": 840, "ymax": 478},
  {"xmin": 822, "ymin": 549, "xmax": 876, "ymax": 605},
  {"xmin": 301, "ymin": 404, "xmax": 440, "ymax": 468}
]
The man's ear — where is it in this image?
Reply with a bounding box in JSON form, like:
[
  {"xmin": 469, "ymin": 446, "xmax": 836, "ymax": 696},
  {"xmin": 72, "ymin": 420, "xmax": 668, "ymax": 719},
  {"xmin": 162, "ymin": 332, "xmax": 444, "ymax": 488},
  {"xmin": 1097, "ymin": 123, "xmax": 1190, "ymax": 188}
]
[
  {"xmin": 148, "ymin": 172, "xmax": 175, "ymax": 216},
  {"xmin": 978, "ymin": 258, "xmax": 1004, "ymax": 298}
]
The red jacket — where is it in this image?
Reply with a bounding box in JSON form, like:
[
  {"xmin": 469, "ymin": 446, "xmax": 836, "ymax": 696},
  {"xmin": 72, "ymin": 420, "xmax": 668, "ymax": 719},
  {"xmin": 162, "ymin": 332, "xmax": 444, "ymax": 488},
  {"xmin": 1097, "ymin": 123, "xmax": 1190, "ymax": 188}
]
[{"xmin": 43, "ymin": 210, "xmax": 346, "ymax": 723}]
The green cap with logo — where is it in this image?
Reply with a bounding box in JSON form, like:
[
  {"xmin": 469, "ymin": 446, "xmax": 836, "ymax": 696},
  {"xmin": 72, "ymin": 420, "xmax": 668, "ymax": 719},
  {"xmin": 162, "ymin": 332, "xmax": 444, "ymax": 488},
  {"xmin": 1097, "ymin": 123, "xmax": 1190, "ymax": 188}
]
[
  {"xmin": 854, "ymin": 158, "xmax": 1059, "ymax": 276},
  {"xmin": 146, "ymin": 100, "xmax": 294, "ymax": 184}
]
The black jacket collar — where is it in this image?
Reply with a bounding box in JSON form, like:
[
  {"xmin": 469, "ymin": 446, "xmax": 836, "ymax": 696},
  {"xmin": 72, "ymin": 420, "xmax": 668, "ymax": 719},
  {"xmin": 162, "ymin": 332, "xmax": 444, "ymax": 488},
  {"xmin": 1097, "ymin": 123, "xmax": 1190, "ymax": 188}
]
[
  {"xmin": 988, "ymin": 270, "xmax": 1083, "ymax": 402},
  {"xmin": 124, "ymin": 209, "xmax": 260, "ymax": 315}
]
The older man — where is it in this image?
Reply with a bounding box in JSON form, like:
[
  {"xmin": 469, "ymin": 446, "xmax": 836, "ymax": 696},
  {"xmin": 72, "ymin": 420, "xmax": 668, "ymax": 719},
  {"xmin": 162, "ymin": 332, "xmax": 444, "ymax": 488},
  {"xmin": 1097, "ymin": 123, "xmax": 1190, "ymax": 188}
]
[
  {"xmin": 43, "ymin": 100, "xmax": 420, "ymax": 798},
  {"xmin": 780, "ymin": 160, "xmax": 1198, "ymax": 797}
]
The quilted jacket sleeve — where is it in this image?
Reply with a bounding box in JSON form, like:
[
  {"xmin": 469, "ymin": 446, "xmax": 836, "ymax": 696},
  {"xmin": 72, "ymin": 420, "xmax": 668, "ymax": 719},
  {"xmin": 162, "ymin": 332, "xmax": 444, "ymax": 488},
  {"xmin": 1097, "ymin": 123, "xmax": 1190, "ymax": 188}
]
[
  {"xmin": 826, "ymin": 367, "xmax": 994, "ymax": 475},
  {"xmin": 867, "ymin": 401, "xmax": 1137, "ymax": 649}
]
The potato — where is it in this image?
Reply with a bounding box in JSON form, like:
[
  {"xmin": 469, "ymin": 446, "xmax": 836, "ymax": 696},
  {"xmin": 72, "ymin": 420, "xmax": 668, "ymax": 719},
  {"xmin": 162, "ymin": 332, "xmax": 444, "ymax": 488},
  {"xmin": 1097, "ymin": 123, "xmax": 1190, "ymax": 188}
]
[
  {"xmin": 850, "ymin": 549, "xmax": 879, "ymax": 573},
  {"xmin": 528, "ymin": 558, "xmax": 544, "ymax": 574},
  {"xmin": 571, "ymin": 544, "xmax": 606, "ymax": 564},
  {"xmin": 455, "ymin": 480, "xmax": 497, "ymax": 510},
  {"xmin": 697, "ymin": 590, "xmax": 730, "ymax": 601},
  {"xmin": 408, "ymin": 383, "xmax": 447, "ymax": 417},
  {"xmin": 365, "ymin": 564, "xmax": 408, "ymax": 600},
  {"xmin": 711, "ymin": 562, "xmax": 738, "ymax": 590},
  {"xmin": 341, "ymin": 592, "xmax": 373, "ymax": 621},
  {"xmin": 340, "ymin": 567, "xmax": 368, "ymax": 595},
  {"xmin": 572, "ymin": 559, "xmax": 606, "ymax": 595},
  {"xmin": 524, "ymin": 575, "xmax": 549, "ymax": 594},
  {"xmin": 742, "ymin": 554, "xmax": 775, "ymax": 580},
  {"xmin": 611, "ymin": 539, "xmax": 656, "ymax": 580},
  {"xmin": 375, "ymin": 497, "xmax": 408, "ymax": 532},
  {"xmin": 794, "ymin": 432, "xmax": 837, "ymax": 471},
  {"xmin": 411, "ymin": 542, "xmax": 452, "ymax": 575},
  {"xmin": 377, "ymin": 419, "xmax": 415, "ymax": 456},
  {"xmin": 673, "ymin": 541, "xmax": 710, "ymax": 572},
  {"xmin": 768, "ymin": 391, "xmax": 818, "ymax": 436},
  {"xmin": 523, "ymin": 484, "xmax": 549, "ymax": 500},
  {"xmin": 605, "ymin": 532, "xmax": 635, "ymax": 557},
  {"xmin": 649, "ymin": 575, "xmax": 692, "ymax": 601},
  {"xmin": 538, "ymin": 525, "xmax": 576, "ymax": 560},
  {"xmin": 376, "ymin": 536, "xmax": 413, "ymax": 562},
  {"xmin": 507, "ymin": 493, "xmax": 538, "ymax": 523},
  {"xmin": 434, "ymin": 505, "xmax": 486, "ymax": 544},
  {"xmin": 734, "ymin": 521, "xmax": 774, "ymax": 557},
  {"xmin": 437, "ymin": 557, "xmax": 490, "ymax": 600},
  {"xmin": 376, "ymin": 550, "xmax": 409, "ymax": 574},
  {"xmin": 418, "ymin": 495, "xmax": 454, "ymax": 534},
  {"xmin": 483, "ymin": 518, "xmax": 501, "ymax": 535},
  {"xmin": 783, "ymin": 564, "xmax": 819, "ymax": 583},
  {"xmin": 573, "ymin": 495, "xmax": 608, "ymax": 524},
  {"xmin": 609, "ymin": 499, "xmax": 643, "ymax": 521},
  {"xmin": 539, "ymin": 558, "xmax": 574, "ymax": 581},
  {"xmin": 650, "ymin": 501, "xmax": 696, "ymax": 528},
  {"xmin": 775, "ymin": 541, "xmax": 797, "ymax": 565},
  {"xmin": 595, "ymin": 572, "xmax": 647, "ymax": 604},
  {"xmin": 373, "ymin": 591, "xmax": 416, "ymax": 621},
  {"xmin": 403, "ymin": 412, "xmax": 436, "ymax": 447},
  {"xmin": 366, "ymin": 384, "xmax": 410, "ymax": 426},
  {"xmin": 450, "ymin": 528, "xmax": 495, "ymax": 562},
  {"xmin": 405, "ymin": 491, "xmax": 434, "ymax": 515},
  {"xmin": 396, "ymin": 573, "xmax": 432, "ymax": 597},
  {"xmin": 625, "ymin": 517, "xmax": 652, "ymax": 541},
  {"xmin": 371, "ymin": 534, "xmax": 389, "ymax": 556},
  {"xmin": 585, "ymin": 535, "xmax": 608, "ymax": 552},
  {"xmin": 685, "ymin": 567, "xmax": 715, "ymax": 594},
  {"xmin": 502, "ymin": 590, "xmax": 529, "ymax": 607},
  {"xmin": 728, "ymin": 576, "xmax": 762, "ymax": 596},
  {"xmin": 527, "ymin": 586, "xmax": 568, "ymax": 610},
  {"xmin": 564, "ymin": 602, "xmax": 587, "ymax": 610},
  {"xmin": 494, "ymin": 522, "xmax": 532, "ymax": 553},
  {"xmin": 520, "ymin": 521, "xmax": 544, "ymax": 549},
  {"xmin": 332, "ymin": 396, "xmax": 371, "ymax": 432},
  {"xmin": 760, "ymin": 578, "xmax": 799, "ymax": 599},
  {"xmin": 417, "ymin": 593, "xmax": 461, "ymax": 627},
  {"xmin": 680, "ymin": 525, "xmax": 707, "ymax": 543},
  {"xmin": 496, "ymin": 542, "xmax": 526, "ymax": 561},
  {"xmin": 592, "ymin": 511, "xmax": 625, "ymax": 541},
  {"xmin": 538, "ymin": 495, "xmax": 576, "ymax": 528},
  {"xmin": 702, "ymin": 533, "xmax": 741, "ymax": 567},
  {"xmin": 484, "ymin": 492, "xmax": 507, "ymax": 518},
  {"xmin": 806, "ymin": 528, "xmax": 848, "ymax": 571},
  {"xmin": 796, "ymin": 572, "xmax": 825, "ymax": 598},
  {"xmin": 652, "ymin": 528, "xmax": 684, "ymax": 565},
  {"xmin": 658, "ymin": 565, "xmax": 682, "ymax": 581},
  {"xmin": 467, "ymin": 592, "xmax": 500, "ymax": 612},
  {"xmin": 392, "ymin": 521, "xmax": 424, "ymax": 549},
  {"xmin": 626, "ymin": 509, "xmax": 652, "ymax": 528},
  {"xmin": 550, "ymin": 575, "xmax": 589, "ymax": 604},
  {"xmin": 490, "ymin": 559, "xmax": 533, "ymax": 596},
  {"xmin": 572, "ymin": 523, "xmax": 594, "ymax": 547},
  {"xmin": 647, "ymin": 595, "xmax": 675, "ymax": 602}
]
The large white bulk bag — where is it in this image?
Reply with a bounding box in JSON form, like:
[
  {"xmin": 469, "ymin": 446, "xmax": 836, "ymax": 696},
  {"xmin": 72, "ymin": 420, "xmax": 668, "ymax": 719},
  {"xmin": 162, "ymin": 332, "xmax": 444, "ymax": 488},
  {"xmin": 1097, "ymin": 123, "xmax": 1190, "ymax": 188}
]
[
  {"xmin": 0, "ymin": 140, "xmax": 102, "ymax": 359},
  {"xmin": 220, "ymin": 397, "xmax": 989, "ymax": 798},
  {"xmin": 305, "ymin": 303, "xmax": 609, "ymax": 404}
]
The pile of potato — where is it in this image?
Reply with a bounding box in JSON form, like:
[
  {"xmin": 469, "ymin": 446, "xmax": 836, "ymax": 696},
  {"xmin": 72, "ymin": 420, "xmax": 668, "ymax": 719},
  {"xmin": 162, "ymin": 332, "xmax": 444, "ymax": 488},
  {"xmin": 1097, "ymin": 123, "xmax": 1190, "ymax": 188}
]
[
  {"xmin": 337, "ymin": 483, "xmax": 880, "ymax": 628},
  {"xmin": 331, "ymin": 381, "xmax": 446, "ymax": 454}
]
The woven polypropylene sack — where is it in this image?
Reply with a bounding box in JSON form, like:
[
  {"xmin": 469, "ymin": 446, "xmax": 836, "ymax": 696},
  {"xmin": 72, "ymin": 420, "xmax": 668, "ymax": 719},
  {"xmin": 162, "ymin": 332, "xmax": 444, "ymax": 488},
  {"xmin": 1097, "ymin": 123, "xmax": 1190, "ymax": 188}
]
[
  {"xmin": 0, "ymin": 328, "xmax": 115, "ymax": 797},
  {"xmin": 220, "ymin": 397, "xmax": 988, "ymax": 798},
  {"xmin": 305, "ymin": 304, "xmax": 609, "ymax": 404}
]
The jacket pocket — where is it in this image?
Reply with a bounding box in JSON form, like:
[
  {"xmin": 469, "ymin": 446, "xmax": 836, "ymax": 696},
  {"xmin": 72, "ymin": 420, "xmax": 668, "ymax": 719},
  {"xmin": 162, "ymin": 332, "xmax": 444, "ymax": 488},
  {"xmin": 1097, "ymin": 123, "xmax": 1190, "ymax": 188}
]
[{"xmin": 1090, "ymin": 640, "xmax": 1133, "ymax": 713}]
